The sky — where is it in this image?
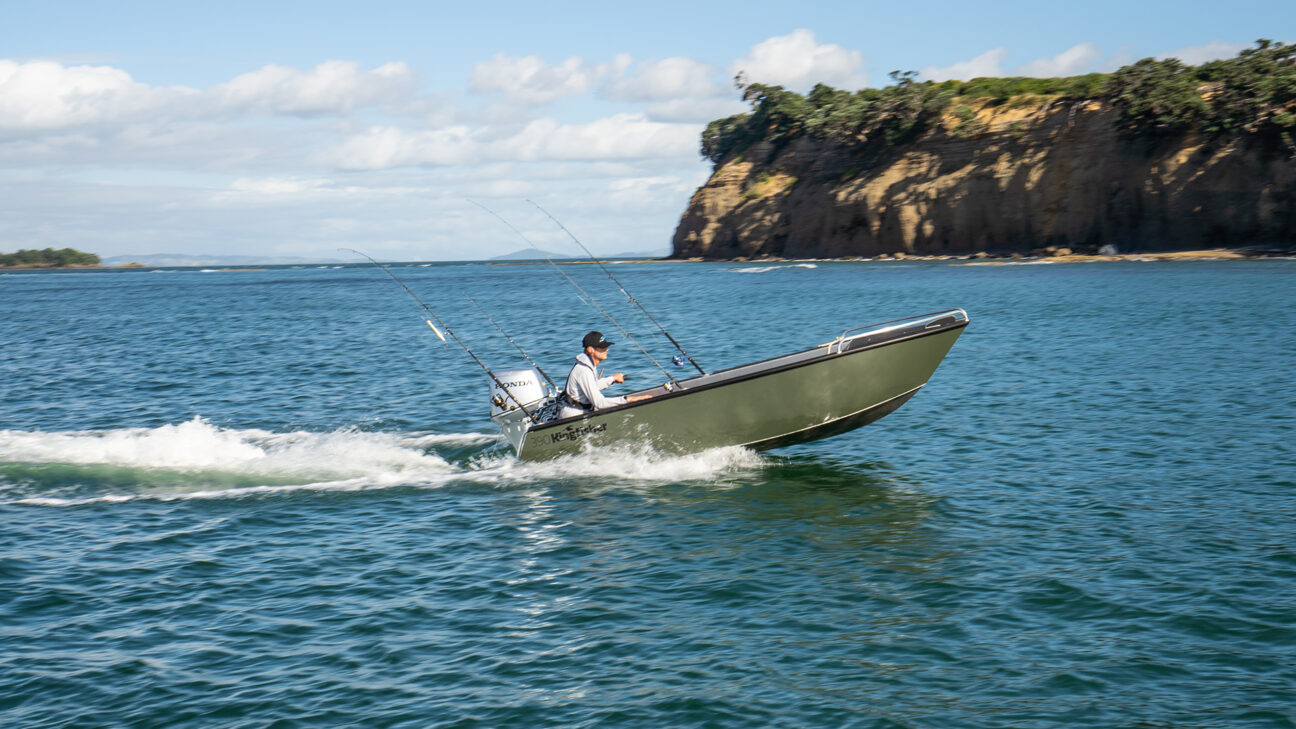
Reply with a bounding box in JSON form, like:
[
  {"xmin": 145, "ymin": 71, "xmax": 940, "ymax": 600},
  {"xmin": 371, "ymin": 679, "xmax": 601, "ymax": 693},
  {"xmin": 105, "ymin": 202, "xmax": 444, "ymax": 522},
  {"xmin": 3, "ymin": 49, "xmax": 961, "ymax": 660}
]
[{"xmin": 1, "ymin": 0, "xmax": 1290, "ymax": 261}]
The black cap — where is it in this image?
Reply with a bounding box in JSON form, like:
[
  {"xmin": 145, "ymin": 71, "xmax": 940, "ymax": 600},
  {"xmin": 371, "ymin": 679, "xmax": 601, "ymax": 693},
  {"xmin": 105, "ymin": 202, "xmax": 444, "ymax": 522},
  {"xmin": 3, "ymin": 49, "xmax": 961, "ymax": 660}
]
[{"xmin": 582, "ymin": 331, "xmax": 613, "ymax": 349}]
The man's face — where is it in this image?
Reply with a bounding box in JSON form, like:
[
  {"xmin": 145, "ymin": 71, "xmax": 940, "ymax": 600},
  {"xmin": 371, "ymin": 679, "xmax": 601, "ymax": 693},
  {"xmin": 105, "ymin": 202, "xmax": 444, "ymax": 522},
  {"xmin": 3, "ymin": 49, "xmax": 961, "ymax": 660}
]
[{"xmin": 588, "ymin": 345, "xmax": 609, "ymax": 363}]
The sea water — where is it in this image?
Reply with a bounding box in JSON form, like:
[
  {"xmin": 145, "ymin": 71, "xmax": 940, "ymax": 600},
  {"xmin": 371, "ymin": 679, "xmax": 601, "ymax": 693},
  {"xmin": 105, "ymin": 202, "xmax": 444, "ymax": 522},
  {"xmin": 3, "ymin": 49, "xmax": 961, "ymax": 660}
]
[{"xmin": 2, "ymin": 259, "xmax": 1293, "ymax": 728}]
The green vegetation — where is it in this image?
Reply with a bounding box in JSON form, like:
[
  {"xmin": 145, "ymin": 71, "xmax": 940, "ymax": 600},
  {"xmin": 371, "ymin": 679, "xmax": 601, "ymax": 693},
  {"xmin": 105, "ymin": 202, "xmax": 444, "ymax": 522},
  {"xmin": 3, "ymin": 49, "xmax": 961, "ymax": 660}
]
[
  {"xmin": 1106, "ymin": 40, "xmax": 1295, "ymax": 134},
  {"xmin": 701, "ymin": 41, "xmax": 1295, "ymax": 164},
  {"xmin": 0, "ymin": 247, "xmax": 101, "ymax": 267},
  {"xmin": 702, "ymin": 70, "xmax": 955, "ymax": 162},
  {"xmin": 944, "ymin": 73, "xmax": 1108, "ymax": 102}
]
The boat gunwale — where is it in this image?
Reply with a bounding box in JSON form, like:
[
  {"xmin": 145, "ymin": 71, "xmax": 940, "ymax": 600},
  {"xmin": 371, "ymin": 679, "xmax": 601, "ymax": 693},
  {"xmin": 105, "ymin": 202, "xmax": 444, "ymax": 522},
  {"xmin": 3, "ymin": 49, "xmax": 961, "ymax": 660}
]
[{"xmin": 519, "ymin": 309, "xmax": 968, "ymax": 436}]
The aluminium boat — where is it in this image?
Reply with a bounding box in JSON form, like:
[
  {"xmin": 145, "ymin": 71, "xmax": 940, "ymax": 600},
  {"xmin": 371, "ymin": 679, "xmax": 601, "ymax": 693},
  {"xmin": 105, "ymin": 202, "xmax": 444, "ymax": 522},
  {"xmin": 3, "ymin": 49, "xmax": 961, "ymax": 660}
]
[{"xmin": 487, "ymin": 309, "xmax": 969, "ymax": 461}]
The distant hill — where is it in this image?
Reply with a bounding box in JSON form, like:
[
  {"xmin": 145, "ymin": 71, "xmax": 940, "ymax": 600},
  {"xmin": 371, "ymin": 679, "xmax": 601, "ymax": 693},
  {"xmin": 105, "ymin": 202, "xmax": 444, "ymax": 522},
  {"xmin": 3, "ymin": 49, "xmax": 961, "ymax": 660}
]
[
  {"xmin": 490, "ymin": 248, "xmax": 576, "ymax": 261},
  {"xmin": 101, "ymin": 254, "xmax": 346, "ymax": 267}
]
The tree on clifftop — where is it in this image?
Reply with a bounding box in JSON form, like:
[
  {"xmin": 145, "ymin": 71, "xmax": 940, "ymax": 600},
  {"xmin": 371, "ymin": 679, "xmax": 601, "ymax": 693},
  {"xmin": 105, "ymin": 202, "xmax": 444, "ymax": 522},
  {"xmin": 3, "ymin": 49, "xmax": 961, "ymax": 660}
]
[
  {"xmin": 1104, "ymin": 39, "xmax": 1295, "ymax": 136},
  {"xmin": 701, "ymin": 71, "xmax": 954, "ymax": 164},
  {"xmin": 701, "ymin": 42, "xmax": 1295, "ymax": 166},
  {"xmin": 1105, "ymin": 58, "xmax": 1210, "ymax": 132}
]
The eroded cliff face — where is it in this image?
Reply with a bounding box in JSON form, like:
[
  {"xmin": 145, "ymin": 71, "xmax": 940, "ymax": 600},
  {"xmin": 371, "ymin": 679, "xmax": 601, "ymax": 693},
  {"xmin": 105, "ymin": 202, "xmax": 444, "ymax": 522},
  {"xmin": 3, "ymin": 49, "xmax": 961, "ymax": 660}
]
[{"xmin": 671, "ymin": 100, "xmax": 1295, "ymax": 258}]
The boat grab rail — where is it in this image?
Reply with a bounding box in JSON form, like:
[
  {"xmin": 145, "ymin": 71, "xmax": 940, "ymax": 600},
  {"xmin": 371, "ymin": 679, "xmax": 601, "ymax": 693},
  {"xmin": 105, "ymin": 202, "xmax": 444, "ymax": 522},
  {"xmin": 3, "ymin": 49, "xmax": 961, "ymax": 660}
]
[{"xmin": 827, "ymin": 309, "xmax": 968, "ymax": 354}]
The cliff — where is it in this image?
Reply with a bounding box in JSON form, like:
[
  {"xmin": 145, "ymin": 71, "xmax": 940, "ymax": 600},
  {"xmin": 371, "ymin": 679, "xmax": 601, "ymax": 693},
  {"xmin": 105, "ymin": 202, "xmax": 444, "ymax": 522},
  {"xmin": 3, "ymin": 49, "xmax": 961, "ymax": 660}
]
[{"xmin": 672, "ymin": 98, "xmax": 1295, "ymax": 259}]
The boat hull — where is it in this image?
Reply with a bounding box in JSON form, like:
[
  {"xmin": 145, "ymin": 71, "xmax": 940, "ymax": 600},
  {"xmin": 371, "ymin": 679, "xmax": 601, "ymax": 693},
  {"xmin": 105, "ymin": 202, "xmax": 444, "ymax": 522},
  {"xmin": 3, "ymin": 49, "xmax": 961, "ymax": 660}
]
[{"xmin": 507, "ymin": 311, "xmax": 967, "ymax": 461}]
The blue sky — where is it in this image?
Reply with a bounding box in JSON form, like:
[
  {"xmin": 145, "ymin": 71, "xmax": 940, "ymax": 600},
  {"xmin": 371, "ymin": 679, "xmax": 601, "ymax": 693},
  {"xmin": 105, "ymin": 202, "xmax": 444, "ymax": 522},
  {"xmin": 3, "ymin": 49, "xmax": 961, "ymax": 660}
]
[{"xmin": 1, "ymin": 0, "xmax": 1290, "ymax": 260}]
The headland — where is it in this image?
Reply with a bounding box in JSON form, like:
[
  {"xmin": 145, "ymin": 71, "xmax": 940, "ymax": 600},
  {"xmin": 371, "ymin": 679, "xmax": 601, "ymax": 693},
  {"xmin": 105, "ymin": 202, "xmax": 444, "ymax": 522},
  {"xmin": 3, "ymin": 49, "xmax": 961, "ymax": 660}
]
[{"xmin": 673, "ymin": 42, "xmax": 1295, "ymax": 261}]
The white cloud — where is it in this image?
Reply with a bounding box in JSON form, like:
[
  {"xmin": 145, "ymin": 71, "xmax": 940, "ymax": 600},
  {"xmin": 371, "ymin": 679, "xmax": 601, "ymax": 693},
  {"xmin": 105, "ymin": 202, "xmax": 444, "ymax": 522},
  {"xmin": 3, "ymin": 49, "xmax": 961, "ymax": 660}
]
[
  {"xmin": 467, "ymin": 50, "xmax": 742, "ymax": 120},
  {"xmin": 0, "ymin": 60, "xmax": 192, "ymax": 132},
  {"xmin": 603, "ymin": 56, "xmax": 724, "ymax": 101},
  {"xmin": 600, "ymin": 56, "xmax": 742, "ymax": 122},
  {"xmin": 207, "ymin": 61, "xmax": 415, "ymax": 116},
  {"xmin": 1, "ymin": 53, "xmax": 718, "ymax": 260},
  {"xmin": 332, "ymin": 125, "xmax": 479, "ymax": 169},
  {"xmin": 332, "ymin": 114, "xmax": 699, "ymax": 170},
  {"xmin": 923, "ymin": 43, "xmax": 1112, "ymax": 81},
  {"xmin": 460, "ymin": 178, "xmax": 540, "ymax": 198},
  {"xmin": 227, "ymin": 177, "xmax": 329, "ymax": 195},
  {"xmin": 468, "ymin": 53, "xmax": 606, "ymax": 105},
  {"xmin": 1015, "ymin": 43, "xmax": 1102, "ymax": 77},
  {"xmin": 0, "ymin": 59, "xmax": 413, "ymax": 134},
  {"xmin": 730, "ymin": 30, "xmax": 868, "ymax": 91},
  {"xmin": 920, "ymin": 48, "xmax": 1008, "ymax": 82},
  {"xmin": 639, "ymin": 97, "xmax": 748, "ymax": 124},
  {"xmin": 919, "ymin": 40, "xmax": 1253, "ymax": 85},
  {"xmin": 505, "ymin": 114, "xmax": 699, "ymax": 162},
  {"xmin": 1156, "ymin": 41, "xmax": 1252, "ymax": 65}
]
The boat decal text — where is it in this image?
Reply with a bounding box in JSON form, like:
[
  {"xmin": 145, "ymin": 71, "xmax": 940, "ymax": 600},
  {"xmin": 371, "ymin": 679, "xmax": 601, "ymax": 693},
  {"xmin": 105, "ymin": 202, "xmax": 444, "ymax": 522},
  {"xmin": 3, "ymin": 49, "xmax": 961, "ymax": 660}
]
[{"xmin": 551, "ymin": 423, "xmax": 607, "ymax": 444}]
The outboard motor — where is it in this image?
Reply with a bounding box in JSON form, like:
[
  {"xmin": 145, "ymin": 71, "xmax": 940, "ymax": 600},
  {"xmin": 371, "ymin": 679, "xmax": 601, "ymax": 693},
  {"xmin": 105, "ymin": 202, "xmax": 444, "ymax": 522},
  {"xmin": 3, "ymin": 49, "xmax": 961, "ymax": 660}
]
[
  {"xmin": 489, "ymin": 367, "xmax": 554, "ymax": 456},
  {"xmin": 488, "ymin": 368, "xmax": 548, "ymax": 417}
]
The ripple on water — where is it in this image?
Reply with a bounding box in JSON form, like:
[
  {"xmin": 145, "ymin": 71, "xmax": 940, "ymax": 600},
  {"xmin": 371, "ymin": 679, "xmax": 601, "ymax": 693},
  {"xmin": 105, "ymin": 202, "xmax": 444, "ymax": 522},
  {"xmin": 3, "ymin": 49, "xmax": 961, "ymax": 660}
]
[{"xmin": 2, "ymin": 262, "xmax": 1295, "ymax": 728}]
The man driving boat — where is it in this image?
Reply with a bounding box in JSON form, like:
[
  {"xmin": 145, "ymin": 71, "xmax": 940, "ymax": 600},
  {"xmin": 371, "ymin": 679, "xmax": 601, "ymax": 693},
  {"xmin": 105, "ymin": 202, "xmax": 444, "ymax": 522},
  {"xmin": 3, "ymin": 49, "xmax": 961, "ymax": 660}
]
[{"xmin": 556, "ymin": 331, "xmax": 651, "ymax": 419}]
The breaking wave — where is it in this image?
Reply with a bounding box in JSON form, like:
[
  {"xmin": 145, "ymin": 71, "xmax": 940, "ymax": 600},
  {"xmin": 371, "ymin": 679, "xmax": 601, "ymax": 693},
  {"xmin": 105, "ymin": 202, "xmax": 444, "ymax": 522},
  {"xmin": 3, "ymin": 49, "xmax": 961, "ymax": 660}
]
[{"xmin": 0, "ymin": 418, "xmax": 766, "ymax": 506}]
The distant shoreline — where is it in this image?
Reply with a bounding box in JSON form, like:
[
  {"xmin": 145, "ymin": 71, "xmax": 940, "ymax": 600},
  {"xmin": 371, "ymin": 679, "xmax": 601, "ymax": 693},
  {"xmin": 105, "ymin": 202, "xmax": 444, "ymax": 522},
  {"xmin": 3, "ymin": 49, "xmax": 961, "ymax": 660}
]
[
  {"xmin": 5, "ymin": 247, "xmax": 1293, "ymax": 271},
  {"xmin": 0, "ymin": 263, "xmax": 112, "ymax": 270},
  {"xmin": 674, "ymin": 247, "xmax": 1296, "ymax": 265},
  {"xmin": 954, "ymin": 248, "xmax": 1296, "ymax": 265}
]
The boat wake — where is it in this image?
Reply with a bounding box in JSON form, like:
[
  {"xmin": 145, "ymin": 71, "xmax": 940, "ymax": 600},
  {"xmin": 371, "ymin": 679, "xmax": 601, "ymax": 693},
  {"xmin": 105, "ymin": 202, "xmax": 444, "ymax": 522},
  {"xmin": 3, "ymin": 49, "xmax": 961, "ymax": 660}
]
[
  {"xmin": 0, "ymin": 417, "xmax": 766, "ymax": 506},
  {"xmin": 731, "ymin": 263, "xmax": 818, "ymax": 274}
]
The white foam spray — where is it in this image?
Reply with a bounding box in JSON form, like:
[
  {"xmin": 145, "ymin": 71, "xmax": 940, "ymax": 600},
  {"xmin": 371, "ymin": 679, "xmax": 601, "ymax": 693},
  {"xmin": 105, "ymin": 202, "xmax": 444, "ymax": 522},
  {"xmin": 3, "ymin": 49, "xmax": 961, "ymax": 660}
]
[{"xmin": 0, "ymin": 418, "xmax": 767, "ymax": 506}]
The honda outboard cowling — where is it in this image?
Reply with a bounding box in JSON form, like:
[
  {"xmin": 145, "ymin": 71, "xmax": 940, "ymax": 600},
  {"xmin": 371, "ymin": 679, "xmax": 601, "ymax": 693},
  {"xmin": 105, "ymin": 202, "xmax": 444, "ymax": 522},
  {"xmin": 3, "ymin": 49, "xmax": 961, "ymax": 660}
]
[{"xmin": 488, "ymin": 368, "xmax": 547, "ymax": 417}]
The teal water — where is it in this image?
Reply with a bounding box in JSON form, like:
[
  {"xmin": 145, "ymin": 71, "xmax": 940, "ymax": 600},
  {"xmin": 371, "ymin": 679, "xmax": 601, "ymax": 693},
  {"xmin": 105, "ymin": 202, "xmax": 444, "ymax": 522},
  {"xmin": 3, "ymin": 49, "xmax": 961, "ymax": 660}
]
[{"xmin": 2, "ymin": 259, "xmax": 1294, "ymax": 728}]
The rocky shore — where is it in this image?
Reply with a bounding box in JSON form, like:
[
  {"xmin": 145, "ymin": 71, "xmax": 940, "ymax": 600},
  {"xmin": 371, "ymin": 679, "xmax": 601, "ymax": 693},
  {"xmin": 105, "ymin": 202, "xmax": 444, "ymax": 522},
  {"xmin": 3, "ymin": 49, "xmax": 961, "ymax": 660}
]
[
  {"xmin": 674, "ymin": 246, "xmax": 1293, "ymax": 266},
  {"xmin": 676, "ymin": 246, "xmax": 1294, "ymax": 264}
]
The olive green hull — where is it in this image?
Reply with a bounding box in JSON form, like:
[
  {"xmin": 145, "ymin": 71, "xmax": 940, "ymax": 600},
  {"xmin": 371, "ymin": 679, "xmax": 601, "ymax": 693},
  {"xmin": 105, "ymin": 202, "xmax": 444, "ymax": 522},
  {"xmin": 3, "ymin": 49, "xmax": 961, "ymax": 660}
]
[{"xmin": 504, "ymin": 312, "xmax": 967, "ymax": 461}]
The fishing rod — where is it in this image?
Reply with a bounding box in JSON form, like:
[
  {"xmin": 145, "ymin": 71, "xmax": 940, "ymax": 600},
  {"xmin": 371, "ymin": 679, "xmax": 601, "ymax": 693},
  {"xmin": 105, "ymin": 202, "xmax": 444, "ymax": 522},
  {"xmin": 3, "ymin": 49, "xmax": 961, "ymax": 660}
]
[
  {"xmin": 471, "ymin": 200, "xmax": 594, "ymax": 311},
  {"xmin": 528, "ymin": 200, "xmax": 707, "ymax": 376},
  {"xmin": 468, "ymin": 200, "xmax": 680, "ymax": 388},
  {"xmin": 461, "ymin": 290, "xmax": 557, "ymax": 391},
  {"xmin": 341, "ymin": 248, "xmax": 541, "ymax": 424}
]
